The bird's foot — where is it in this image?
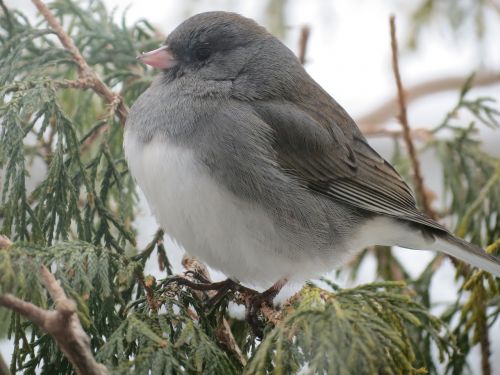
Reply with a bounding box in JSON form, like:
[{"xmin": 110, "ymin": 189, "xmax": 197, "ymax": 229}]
[
  {"xmin": 165, "ymin": 273, "xmax": 244, "ymax": 311},
  {"xmin": 165, "ymin": 273, "xmax": 288, "ymax": 339},
  {"xmin": 243, "ymin": 291, "xmax": 274, "ymax": 339},
  {"xmin": 165, "ymin": 274, "xmax": 225, "ymax": 291},
  {"xmin": 242, "ymin": 278, "xmax": 288, "ymax": 339}
]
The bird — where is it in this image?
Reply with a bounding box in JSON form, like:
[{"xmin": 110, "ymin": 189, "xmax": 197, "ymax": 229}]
[{"xmin": 124, "ymin": 11, "xmax": 500, "ymax": 306}]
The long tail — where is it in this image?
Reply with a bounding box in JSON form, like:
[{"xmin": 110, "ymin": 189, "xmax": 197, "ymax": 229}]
[
  {"xmin": 364, "ymin": 217, "xmax": 500, "ymax": 277},
  {"xmin": 429, "ymin": 234, "xmax": 500, "ymax": 277}
]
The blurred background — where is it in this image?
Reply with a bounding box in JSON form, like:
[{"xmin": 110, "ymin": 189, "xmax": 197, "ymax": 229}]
[{"xmin": 2, "ymin": 0, "xmax": 500, "ymax": 373}]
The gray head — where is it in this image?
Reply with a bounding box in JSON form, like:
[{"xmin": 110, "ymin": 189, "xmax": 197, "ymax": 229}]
[{"xmin": 138, "ymin": 11, "xmax": 309, "ymax": 99}]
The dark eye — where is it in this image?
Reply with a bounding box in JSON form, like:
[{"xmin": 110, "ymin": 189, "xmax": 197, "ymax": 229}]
[{"xmin": 194, "ymin": 45, "xmax": 211, "ymax": 61}]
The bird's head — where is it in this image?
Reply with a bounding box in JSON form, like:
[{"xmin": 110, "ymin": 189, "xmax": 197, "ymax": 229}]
[{"xmin": 138, "ymin": 11, "xmax": 306, "ymax": 99}]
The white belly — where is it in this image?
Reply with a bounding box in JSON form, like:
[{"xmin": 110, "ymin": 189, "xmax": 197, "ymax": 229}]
[{"xmin": 124, "ymin": 131, "xmax": 327, "ymax": 287}]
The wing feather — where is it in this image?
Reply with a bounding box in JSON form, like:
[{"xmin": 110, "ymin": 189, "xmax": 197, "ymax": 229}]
[{"xmin": 252, "ymin": 100, "xmax": 446, "ymax": 232}]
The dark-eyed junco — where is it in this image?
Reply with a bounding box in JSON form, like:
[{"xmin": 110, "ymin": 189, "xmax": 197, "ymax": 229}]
[{"xmin": 124, "ymin": 12, "xmax": 500, "ymax": 299}]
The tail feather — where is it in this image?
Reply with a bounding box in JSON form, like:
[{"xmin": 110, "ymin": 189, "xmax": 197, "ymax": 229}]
[
  {"xmin": 429, "ymin": 234, "xmax": 500, "ymax": 278},
  {"xmin": 361, "ymin": 217, "xmax": 500, "ymax": 277}
]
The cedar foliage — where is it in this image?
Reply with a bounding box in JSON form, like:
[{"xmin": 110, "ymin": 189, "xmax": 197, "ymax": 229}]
[{"xmin": 0, "ymin": 1, "xmax": 499, "ymax": 374}]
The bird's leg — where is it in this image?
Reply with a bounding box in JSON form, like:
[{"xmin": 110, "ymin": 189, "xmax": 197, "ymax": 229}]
[
  {"xmin": 204, "ymin": 279, "xmax": 243, "ymax": 313},
  {"xmin": 183, "ymin": 270, "xmax": 212, "ymax": 284},
  {"xmin": 165, "ymin": 275, "xmax": 234, "ymax": 292},
  {"xmin": 165, "ymin": 273, "xmax": 244, "ymax": 314},
  {"xmin": 166, "ymin": 274, "xmax": 288, "ymax": 338},
  {"xmin": 260, "ymin": 277, "xmax": 289, "ymax": 303},
  {"xmin": 245, "ymin": 277, "xmax": 288, "ymax": 338}
]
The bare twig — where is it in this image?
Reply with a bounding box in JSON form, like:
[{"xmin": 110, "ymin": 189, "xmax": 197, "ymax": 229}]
[
  {"xmin": 31, "ymin": 0, "xmax": 128, "ymax": 125},
  {"xmin": 297, "ymin": 25, "xmax": 310, "ymax": 65},
  {"xmin": 357, "ymin": 71, "xmax": 500, "ymax": 130},
  {"xmin": 389, "ymin": 15, "xmax": 435, "ymax": 219},
  {"xmin": 476, "ymin": 286, "xmax": 492, "ymax": 375},
  {"xmin": 217, "ymin": 318, "xmax": 247, "ymax": 366},
  {"xmin": 0, "ymin": 266, "xmax": 108, "ymax": 375}
]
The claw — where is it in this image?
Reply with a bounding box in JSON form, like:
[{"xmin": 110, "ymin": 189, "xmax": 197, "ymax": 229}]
[
  {"xmin": 204, "ymin": 283, "xmax": 235, "ymax": 314},
  {"xmin": 164, "ymin": 275, "xmax": 288, "ymax": 339},
  {"xmin": 243, "ymin": 277, "xmax": 288, "ymax": 339},
  {"xmin": 184, "ymin": 270, "xmax": 212, "ymax": 284}
]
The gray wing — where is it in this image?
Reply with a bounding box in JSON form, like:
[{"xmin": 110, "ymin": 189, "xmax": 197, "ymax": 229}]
[{"xmin": 252, "ymin": 100, "xmax": 447, "ymax": 232}]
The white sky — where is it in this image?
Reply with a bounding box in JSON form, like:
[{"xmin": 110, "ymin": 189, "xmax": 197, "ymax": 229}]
[{"xmin": 2, "ymin": 0, "xmax": 500, "ymax": 373}]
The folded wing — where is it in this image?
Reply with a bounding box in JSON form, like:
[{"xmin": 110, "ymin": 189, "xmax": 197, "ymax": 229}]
[{"xmin": 252, "ymin": 100, "xmax": 447, "ymax": 232}]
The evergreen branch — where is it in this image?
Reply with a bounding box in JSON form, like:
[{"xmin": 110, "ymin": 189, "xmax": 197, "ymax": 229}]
[
  {"xmin": 0, "ymin": 295, "xmax": 50, "ymax": 341},
  {"xmin": 245, "ymin": 282, "xmax": 452, "ymax": 374},
  {"xmin": 456, "ymin": 171, "xmax": 500, "ymax": 237},
  {"xmin": 485, "ymin": 239, "xmax": 500, "ymax": 255},
  {"xmin": 132, "ymin": 228, "xmax": 164, "ymax": 264},
  {"xmin": 56, "ymin": 77, "xmax": 98, "ymax": 90},
  {"xmin": 0, "ymin": 235, "xmax": 12, "ymax": 250},
  {"xmin": 79, "ymin": 95, "xmax": 121, "ymax": 153},
  {"xmin": 0, "ymin": 1, "xmax": 12, "ymax": 36},
  {"xmin": 0, "ymin": 263, "xmax": 108, "ymax": 375},
  {"xmin": 390, "ymin": 15, "xmax": 436, "ymax": 219},
  {"xmin": 30, "ymin": 0, "xmax": 128, "ymax": 125}
]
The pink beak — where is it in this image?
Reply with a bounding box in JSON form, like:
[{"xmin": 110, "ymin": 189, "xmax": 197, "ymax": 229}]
[{"xmin": 137, "ymin": 45, "xmax": 178, "ymax": 69}]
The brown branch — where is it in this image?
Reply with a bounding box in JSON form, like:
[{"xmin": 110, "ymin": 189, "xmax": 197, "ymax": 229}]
[
  {"xmin": 297, "ymin": 25, "xmax": 310, "ymax": 65},
  {"xmin": 55, "ymin": 77, "xmax": 97, "ymax": 90},
  {"xmin": 31, "ymin": 0, "xmax": 128, "ymax": 126},
  {"xmin": 476, "ymin": 285, "xmax": 492, "ymax": 375},
  {"xmin": 389, "ymin": 15, "xmax": 435, "ymax": 219},
  {"xmin": 357, "ymin": 71, "xmax": 500, "ymax": 131},
  {"xmin": 216, "ymin": 318, "xmax": 247, "ymax": 366},
  {"xmin": 0, "ymin": 265, "xmax": 108, "ymax": 375},
  {"xmin": 0, "ymin": 353, "xmax": 10, "ymax": 375}
]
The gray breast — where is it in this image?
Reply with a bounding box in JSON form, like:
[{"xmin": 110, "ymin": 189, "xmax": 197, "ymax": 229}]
[{"xmin": 126, "ymin": 75, "xmax": 233, "ymax": 144}]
